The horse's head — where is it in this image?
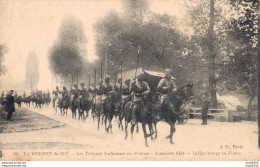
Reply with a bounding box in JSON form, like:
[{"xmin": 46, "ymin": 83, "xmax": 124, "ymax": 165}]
[{"xmin": 174, "ymin": 83, "xmax": 194, "ymax": 102}]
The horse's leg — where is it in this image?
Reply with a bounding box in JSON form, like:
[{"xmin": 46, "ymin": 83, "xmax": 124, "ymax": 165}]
[
  {"xmin": 141, "ymin": 122, "xmax": 149, "ymax": 147},
  {"xmin": 148, "ymin": 123, "xmax": 154, "ymax": 141},
  {"xmin": 104, "ymin": 115, "xmax": 108, "ymax": 130},
  {"xmin": 166, "ymin": 120, "xmax": 176, "ymax": 144},
  {"xmin": 154, "ymin": 121, "xmax": 158, "ymax": 139},
  {"xmin": 106, "ymin": 114, "xmax": 111, "ymax": 133},
  {"xmin": 130, "ymin": 122, "xmax": 136, "ymax": 141},
  {"xmin": 136, "ymin": 123, "xmax": 139, "ymax": 133},
  {"xmin": 125, "ymin": 119, "xmax": 128, "ymax": 140},
  {"xmin": 109, "ymin": 114, "xmax": 113, "ymax": 133},
  {"xmin": 98, "ymin": 114, "xmax": 100, "ymax": 130}
]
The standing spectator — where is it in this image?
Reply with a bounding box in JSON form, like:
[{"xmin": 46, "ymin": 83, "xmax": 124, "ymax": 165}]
[
  {"xmin": 201, "ymin": 92, "xmax": 210, "ymax": 125},
  {"xmin": 6, "ymin": 90, "xmax": 15, "ymax": 121}
]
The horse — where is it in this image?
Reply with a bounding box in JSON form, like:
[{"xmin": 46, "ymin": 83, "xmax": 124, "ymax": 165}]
[
  {"xmin": 93, "ymin": 94, "xmax": 104, "ymax": 130},
  {"xmin": 78, "ymin": 94, "xmax": 92, "ymax": 121},
  {"xmin": 149, "ymin": 83, "xmax": 194, "ymax": 145},
  {"xmin": 16, "ymin": 96, "xmax": 22, "ymax": 108},
  {"xmin": 124, "ymin": 95, "xmax": 154, "ymax": 147},
  {"xmin": 102, "ymin": 92, "xmax": 117, "ymax": 133},
  {"xmin": 69, "ymin": 93, "xmax": 78, "ymax": 119},
  {"xmin": 23, "ymin": 96, "xmax": 31, "ymax": 107},
  {"xmin": 59, "ymin": 95, "xmax": 70, "ymax": 116}
]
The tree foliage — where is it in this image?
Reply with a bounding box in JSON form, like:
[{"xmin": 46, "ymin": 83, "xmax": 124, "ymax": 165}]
[
  {"xmin": 48, "ymin": 14, "xmax": 87, "ymax": 85},
  {"xmin": 25, "ymin": 51, "xmax": 39, "ymax": 90}
]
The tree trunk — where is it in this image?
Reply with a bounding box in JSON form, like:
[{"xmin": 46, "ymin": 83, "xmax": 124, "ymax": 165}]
[
  {"xmin": 208, "ymin": 0, "xmax": 218, "ymax": 109},
  {"xmin": 247, "ymin": 96, "xmax": 254, "ymax": 120}
]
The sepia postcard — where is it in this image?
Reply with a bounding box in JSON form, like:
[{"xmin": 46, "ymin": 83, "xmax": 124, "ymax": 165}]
[{"xmin": 0, "ymin": 0, "xmax": 259, "ymax": 162}]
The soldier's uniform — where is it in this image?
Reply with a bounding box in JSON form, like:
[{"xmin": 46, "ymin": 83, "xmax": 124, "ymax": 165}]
[
  {"xmin": 70, "ymin": 84, "xmax": 80, "ymax": 109},
  {"xmin": 14, "ymin": 91, "xmax": 18, "ymax": 101},
  {"xmin": 157, "ymin": 69, "xmax": 177, "ymax": 114},
  {"xmin": 89, "ymin": 82, "xmax": 96, "ymax": 101},
  {"xmin": 114, "ymin": 78, "xmax": 122, "ymax": 112},
  {"xmin": 62, "ymin": 87, "xmax": 69, "ymax": 100},
  {"xmin": 1, "ymin": 91, "xmax": 5, "ymax": 105},
  {"xmin": 23, "ymin": 92, "xmax": 26, "ymax": 98},
  {"xmin": 101, "ymin": 76, "xmax": 114, "ymax": 101},
  {"xmin": 43, "ymin": 92, "xmax": 46, "ymax": 103},
  {"xmin": 47, "ymin": 90, "xmax": 51, "ymax": 101},
  {"xmin": 53, "ymin": 87, "xmax": 59, "ymax": 107},
  {"xmin": 131, "ymin": 73, "xmax": 151, "ymax": 124},
  {"xmin": 201, "ymin": 93, "xmax": 210, "ymax": 125},
  {"xmin": 100, "ymin": 76, "xmax": 114, "ymax": 116},
  {"xmin": 80, "ymin": 83, "xmax": 88, "ymax": 99},
  {"xmin": 122, "ymin": 79, "xmax": 131, "ymax": 102}
]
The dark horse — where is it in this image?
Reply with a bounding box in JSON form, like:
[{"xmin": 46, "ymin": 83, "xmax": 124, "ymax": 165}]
[
  {"xmin": 124, "ymin": 83, "xmax": 193, "ymax": 146},
  {"xmin": 150, "ymin": 83, "xmax": 194, "ymax": 145},
  {"xmin": 78, "ymin": 95, "xmax": 92, "ymax": 121},
  {"xmin": 124, "ymin": 96, "xmax": 154, "ymax": 147},
  {"xmin": 59, "ymin": 96, "xmax": 70, "ymax": 116},
  {"xmin": 102, "ymin": 92, "xmax": 117, "ymax": 133}
]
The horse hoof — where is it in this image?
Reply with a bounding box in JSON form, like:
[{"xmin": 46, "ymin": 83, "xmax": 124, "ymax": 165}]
[
  {"xmin": 166, "ymin": 135, "xmax": 170, "ymax": 139},
  {"xmin": 170, "ymin": 141, "xmax": 174, "ymax": 145},
  {"xmin": 145, "ymin": 144, "xmax": 149, "ymax": 147}
]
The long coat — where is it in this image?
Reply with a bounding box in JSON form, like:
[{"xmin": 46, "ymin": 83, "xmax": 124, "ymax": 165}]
[{"xmin": 6, "ymin": 94, "xmax": 15, "ymax": 112}]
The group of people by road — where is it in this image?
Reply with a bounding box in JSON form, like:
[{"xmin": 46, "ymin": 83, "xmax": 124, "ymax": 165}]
[
  {"xmin": 0, "ymin": 69, "xmax": 210, "ymax": 146},
  {"xmin": 0, "ymin": 89, "xmax": 52, "ymax": 121}
]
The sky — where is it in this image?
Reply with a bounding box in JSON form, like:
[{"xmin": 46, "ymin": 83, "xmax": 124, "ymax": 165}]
[{"xmin": 0, "ymin": 0, "xmax": 187, "ymax": 93}]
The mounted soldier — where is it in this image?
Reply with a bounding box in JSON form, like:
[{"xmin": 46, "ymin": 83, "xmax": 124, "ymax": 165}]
[
  {"xmin": 122, "ymin": 79, "xmax": 132, "ymax": 107},
  {"xmin": 89, "ymin": 82, "xmax": 96, "ymax": 101},
  {"xmin": 59, "ymin": 86, "xmax": 69, "ymax": 116},
  {"xmin": 1, "ymin": 91, "xmax": 5, "ymax": 106},
  {"xmin": 70, "ymin": 84, "xmax": 80, "ymax": 118},
  {"xmin": 46, "ymin": 90, "xmax": 51, "ymax": 104},
  {"xmin": 157, "ymin": 69, "xmax": 178, "ymax": 114},
  {"xmin": 14, "ymin": 91, "xmax": 18, "ymax": 101},
  {"xmin": 101, "ymin": 76, "xmax": 116, "ymax": 133},
  {"xmin": 61, "ymin": 86, "xmax": 69, "ymax": 103},
  {"xmin": 43, "ymin": 91, "xmax": 46, "ymax": 103},
  {"xmin": 38, "ymin": 90, "xmax": 43, "ymax": 107},
  {"xmin": 131, "ymin": 73, "xmax": 151, "ymax": 124},
  {"xmin": 101, "ymin": 76, "xmax": 114, "ymax": 101},
  {"xmin": 53, "ymin": 86, "xmax": 59, "ymax": 108},
  {"xmin": 70, "ymin": 84, "xmax": 80, "ymax": 105},
  {"xmin": 23, "ymin": 91, "xmax": 26, "ymax": 98},
  {"xmin": 114, "ymin": 78, "xmax": 122, "ymax": 113},
  {"xmin": 79, "ymin": 82, "xmax": 92, "ymax": 120},
  {"xmin": 80, "ymin": 83, "xmax": 88, "ymax": 99}
]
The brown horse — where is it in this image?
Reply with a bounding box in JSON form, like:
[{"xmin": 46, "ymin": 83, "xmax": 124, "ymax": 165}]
[
  {"xmin": 124, "ymin": 96, "xmax": 154, "ymax": 147},
  {"xmin": 78, "ymin": 95, "xmax": 92, "ymax": 121},
  {"xmin": 150, "ymin": 83, "xmax": 194, "ymax": 144},
  {"xmin": 102, "ymin": 92, "xmax": 117, "ymax": 133}
]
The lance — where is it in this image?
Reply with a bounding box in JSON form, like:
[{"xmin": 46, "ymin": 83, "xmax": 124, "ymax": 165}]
[
  {"xmin": 98, "ymin": 59, "xmax": 103, "ymax": 130},
  {"xmin": 93, "ymin": 65, "xmax": 97, "ymax": 122},
  {"xmin": 132, "ymin": 45, "xmax": 141, "ymax": 104},
  {"xmin": 119, "ymin": 54, "xmax": 123, "ymax": 113},
  {"xmin": 88, "ymin": 73, "xmax": 90, "ymax": 90},
  {"xmin": 134, "ymin": 45, "xmax": 141, "ymax": 81}
]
